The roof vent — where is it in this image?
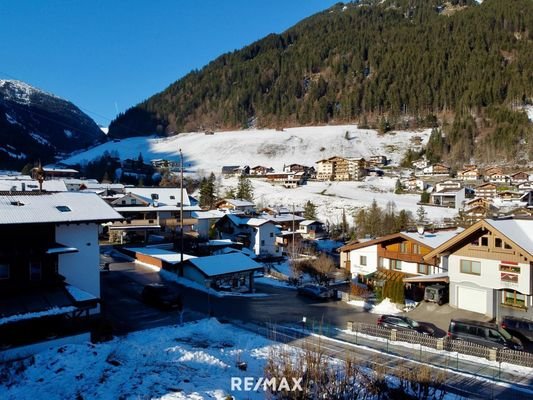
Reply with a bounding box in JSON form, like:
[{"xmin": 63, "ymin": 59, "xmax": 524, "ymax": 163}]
[{"xmin": 10, "ymin": 201, "xmax": 24, "ymax": 206}]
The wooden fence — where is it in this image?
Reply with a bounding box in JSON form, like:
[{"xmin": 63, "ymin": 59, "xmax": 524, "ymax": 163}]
[{"xmin": 348, "ymin": 322, "xmax": 533, "ymax": 368}]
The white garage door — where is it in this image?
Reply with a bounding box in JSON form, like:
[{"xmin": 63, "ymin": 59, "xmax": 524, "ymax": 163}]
[{"xmin": 457, "ymin": 286, "xmax": 487, "ymax": 314}]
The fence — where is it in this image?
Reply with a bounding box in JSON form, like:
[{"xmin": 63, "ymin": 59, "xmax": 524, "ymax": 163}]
[{"xmin": 348, "ymin": 321, "xmax": 533, "ymax": 368}]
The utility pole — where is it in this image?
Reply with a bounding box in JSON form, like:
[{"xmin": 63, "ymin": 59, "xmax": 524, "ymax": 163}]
[
  {"xmin": 179, "ymin": 148, "xmax": 184, "ymax": 276},
  {"xmin": 292, "ymin": 203, "xmax": 296, "ymax": 268}
]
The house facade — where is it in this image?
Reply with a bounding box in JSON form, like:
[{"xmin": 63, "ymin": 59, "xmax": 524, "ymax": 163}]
[
  {"xmin": 215, "ymin": 214, "xmax": 280, "ymax": 257},
  {"xmin": 0, "ymin": 192, "xmax": 122, "ymax": 356},
  {"xmin": 316, "ymin": 157, "xmax": 366, "ymax": 181},
  {"xmin": 424, "ymin": 218, "xmax": 533, "ymax": 320},
  {"xmin": 475, "ymin": 183, "xmax": 497, "ymax": 199},
  {"xmin": 457, "ymin": 167, "xmax": 480, "ymax": 181},
  {"xmin": 339, "ymin": 229, "xmax": 462, "ymax": 279},
  {"xmin": 109, "ymin": 188, "xmax": 200, "ymax": 243},
  {"xmin": 430, "ymin": 187, "xmax": 465, "ymax": 209}
]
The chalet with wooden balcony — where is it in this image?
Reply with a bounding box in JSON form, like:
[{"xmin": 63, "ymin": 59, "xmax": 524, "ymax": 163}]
[
  {"xmin": 510, "ymin": 171, "xmax": 530, "ymax": 185},
  {"xmin": 339, "ymin": 229, "xmax": 463, "ymax": 280},
  {"xmin": 109, "ymin": 188, "xmax": 201, "ymax": 244},
  {"xmin": 475, "ymin": 182, "xmax": 497, "ymax": 199},
  {"xmin": 457, "ymin": 167, "xmax": 480, "ymax": 181},
  {"xmin": 0, "ymin": 191, "xmax": 122, "ymax": 357},
  {"xmin": 424, "ymin": 218, "xmax": 533, "ymax": 320}
]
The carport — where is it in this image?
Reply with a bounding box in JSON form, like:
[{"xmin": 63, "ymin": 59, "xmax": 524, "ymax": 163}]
[{"xmin": 403, "ymin": 273, "xmax": 449, "ymax": 301}]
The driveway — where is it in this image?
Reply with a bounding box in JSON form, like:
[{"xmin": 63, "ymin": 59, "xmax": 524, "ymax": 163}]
[{"xmin": 99, "ymin": 252, "xmax": 378, "ymax": 335}]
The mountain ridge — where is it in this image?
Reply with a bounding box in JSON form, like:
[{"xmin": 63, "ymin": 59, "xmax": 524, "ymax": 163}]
[
  {"xmin": 0, "ymin": 80, "xmax": 106, "ymax": 170},
  {"xmin": 108, "ymin": 0, "xmax": 533, "ymax": 164}
]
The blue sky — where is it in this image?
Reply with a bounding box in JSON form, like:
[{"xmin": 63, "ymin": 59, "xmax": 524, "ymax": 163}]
[{"xmin": 0, "ymin": 1, "xmax": 339, "ymax": 126}]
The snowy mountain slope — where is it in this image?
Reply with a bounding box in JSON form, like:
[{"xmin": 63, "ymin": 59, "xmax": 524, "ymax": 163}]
[
  {"xmin": 62, "ymin": 124, "xmax": 429, "ymax": 171},
  {"xmin": 61, "ymin": 124, "xmax": 454, "ymax": 224},
  {"xmin": 0, "ymin": 80, "xmax": 106, "ymax": 169}
]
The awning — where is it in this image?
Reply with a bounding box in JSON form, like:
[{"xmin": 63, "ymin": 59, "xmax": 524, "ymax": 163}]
[
  {"xmin": 45, "ymin": 244, "xmax": 79, "ymax": 255},
  {"xmin": 403, "ymin": 273, "xmax": 449, "ymax": 284}
]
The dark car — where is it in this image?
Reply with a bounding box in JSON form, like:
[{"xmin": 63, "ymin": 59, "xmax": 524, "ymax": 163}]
[
  {"xmin": 501, "ymin": 316, "xmax": 533, "ymax": 343},
  {"xmin": 297, "ymin": 284, "xmax": 333, "ymax": 300},
  {"xmin": 141, "ymin": 283, "xmax": 182, "ymax": 310},
  {"xmin": 448, "ymin": 319, "xmax": 523, "ymax": 350},
  {"xmin": 377, "ymin": 315, "xmax": 435, "ymax": 336}
]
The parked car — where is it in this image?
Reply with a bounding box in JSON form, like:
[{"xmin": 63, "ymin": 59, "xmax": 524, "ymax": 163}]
[
  {"xmin": 424, "ymin": 284, "xmax": 448, "ymax": 305},
  {"xmin": 501, "ymin": 316, "xmax": 533, "ymax": 343},
  {"xmin": 448, "ymin": 319, "xmax": 523, "ymax": 350},
  {"xmin": 141, "ymin": 283, "xmax": 182, "ymax": 310},
  {"xmin": 377, "ymin": 315, "xmax": 434, "ymax": 336},
  {"xmin": 297, "ymin": 284, "xmax": 333, "ymax": 300}
]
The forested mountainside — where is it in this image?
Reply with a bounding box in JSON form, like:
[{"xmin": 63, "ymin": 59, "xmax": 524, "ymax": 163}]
[
  {"xmin": 109, "ymin": 0, "xmax": 533, "ymax": 165},
  {"xmin": 0, "ymin": 80, "xmax": 106, "ymax": 170}
]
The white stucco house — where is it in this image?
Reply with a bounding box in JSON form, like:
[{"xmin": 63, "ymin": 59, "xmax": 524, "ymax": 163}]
[
  {"xmin": 215, "ymin": 214, "xmax": 280, "ymax": 257},
  {"xmin": 425, "ymin": 218, "xmax": 533, "ymax": 320}
]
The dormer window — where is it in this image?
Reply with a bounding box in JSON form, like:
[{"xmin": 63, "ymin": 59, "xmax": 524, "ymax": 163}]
[{"xmin": 56, "ymin": 206, "xmax": 71, "ymax": 212}]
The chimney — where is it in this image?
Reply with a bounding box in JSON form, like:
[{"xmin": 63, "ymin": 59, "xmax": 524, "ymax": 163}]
[{"xmin": 21, "ymin": 182, "xmax": 25, "ymax": 192}]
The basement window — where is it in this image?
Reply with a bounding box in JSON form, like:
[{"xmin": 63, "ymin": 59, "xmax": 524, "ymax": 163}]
[{"xmin": 56, "ymin": 206, "xmax": 71, "ymax": 212}]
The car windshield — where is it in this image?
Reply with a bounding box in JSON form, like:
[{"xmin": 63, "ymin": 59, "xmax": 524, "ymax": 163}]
[{"xmin": 498, "ymin": 327, "xmax": 513, "ymax": 340}]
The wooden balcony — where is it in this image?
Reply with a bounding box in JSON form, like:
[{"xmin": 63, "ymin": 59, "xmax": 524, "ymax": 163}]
[{"xmin": 380, "ymin": 250, "xmax": 426, "ymax": 264}]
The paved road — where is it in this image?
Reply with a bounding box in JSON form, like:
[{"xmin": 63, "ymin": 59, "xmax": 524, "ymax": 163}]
[
  {"xmin": 100, "ymin": 253, "xmax": 377, "ymax": 334},
  {"xmin": 99, "ymin": 251, "xmax": 533, "ymax": 397}
]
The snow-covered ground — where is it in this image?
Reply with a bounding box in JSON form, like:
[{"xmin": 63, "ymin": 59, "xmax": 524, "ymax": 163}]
[
  {"xmin": 224, "ymin": 175, "xmax": 456, "ymax": 226},
  {"xmin": 5, "ymin": 318, "xmax": 530, "ymax": 399},
  {"xmin": 60, "ymin": 125, "xmax": 455, "ymax": 224},
  {"xmin": 1, "ymin": 319, "xmax": 275, "ymax": 400},
  {"xmin": 61, "ymin": 124, "xmax": 429, "ymax": 171}
]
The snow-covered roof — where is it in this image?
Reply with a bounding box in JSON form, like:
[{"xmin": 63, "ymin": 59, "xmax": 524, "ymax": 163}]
[
  {"xmin": 0, "ymin": 192, "xmax": 123, "ymax": 225},
  {"xmin": 0, "ymin": 306, "xmax": 77, "ymax": 326},
  {"xmin": 246, "ymin": 218, "xmax": 271, "ymax": 227},
  {"xmin": 65, "ymin": 284, "xmax": 98, "ymax": 302},
  {"xmin": 125, "ymin": 187, "xmax": 191, "ymax": 206},
  {"xmin": 192, "ymin": 210, "xmax": 225, "ymax": 220},
  {"xmin": 127, "ymin": 247, "xmax": 197, "ymax": 264},
  {"xmin": 224, "ymin": 214, "xmax": 273, "ymax": 227},
  {"xmin": 0, "ymin": 179, "xmax": 68, "ymax": 192},
  {"xmin": 300, "ymin": 220, "xmax": 320, "ymax": 226},
  {"xmin": 43, "ymin": 167, "xmax": 79, "ymax": 174},
  {"xmin": 187, "ymin": 253, "xmax": 262, "ymax": 277},
  {"xmin": 485, "ymin": 219, "xmax": 533, "ymax": 255},
  {"xmin": 260, "ymin": 213, "xmax": 305, "ymax": 224},
  {"xmin": 403, "ymin": 229, "xmax": 464, "ymax": 248}
]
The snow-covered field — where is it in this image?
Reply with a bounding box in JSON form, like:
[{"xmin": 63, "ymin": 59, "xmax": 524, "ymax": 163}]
[
  {"xmin": 2, "ymin": 319, "xmax": 274, "ymax": 400},
  {"xmin": 224, "ymin": 176, "xmax": 456, "ymax": 225},
  {"xmin": 62, "ymin": 125, "xmax": 429, "ymax": 171},
  {"xmin": 61, "ymin": 124, "xmax": 455, "ymax": 224}
]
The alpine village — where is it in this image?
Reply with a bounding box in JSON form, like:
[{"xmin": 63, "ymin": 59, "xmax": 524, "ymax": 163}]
[{"xmin": 1, "ymin": 1, "xmax": 533, "ymax": 399}]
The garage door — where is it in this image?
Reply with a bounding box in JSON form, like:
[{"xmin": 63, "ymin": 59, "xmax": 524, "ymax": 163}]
[{"xmin": 457, "ymin": 286, "xmax": 487, "ymax": 314}]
